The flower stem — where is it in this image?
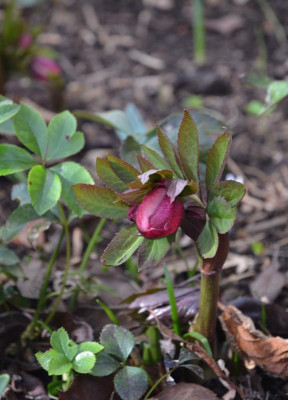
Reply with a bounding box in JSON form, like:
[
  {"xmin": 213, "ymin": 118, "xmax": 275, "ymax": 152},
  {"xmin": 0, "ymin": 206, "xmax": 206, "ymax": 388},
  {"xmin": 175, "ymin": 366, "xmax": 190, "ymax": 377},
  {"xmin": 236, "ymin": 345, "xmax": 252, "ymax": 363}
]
[
  {"xmin": 191, "ymin": 233, "xmax": 229, "ymax": 348},
  {"xmin": 69, "ymin": 218, "xmax": 106, "ymax": 310},
  {"xmin": 45, "ymin": 202, "xmax": 71, "ymax": 325},
  {"xmin": 164, "ymin": 264, "xmax": 181, "ymax": 336},
  {"xmin": 21, "ymin": 229, "xmax": 64, "ymax": 339},
  {"xmin": 143, "ymin": 367, "xmax": 177, "ymax": 400},
  {"xmin": 79, "ymin": 218, "xmax": 106, "ymax": 274}
]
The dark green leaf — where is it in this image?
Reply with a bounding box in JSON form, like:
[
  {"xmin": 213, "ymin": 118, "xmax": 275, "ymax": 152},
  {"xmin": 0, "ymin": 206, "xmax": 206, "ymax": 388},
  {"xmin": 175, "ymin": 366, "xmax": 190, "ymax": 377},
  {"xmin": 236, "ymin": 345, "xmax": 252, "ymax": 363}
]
[
  {"xmin": 138, "ymin": 236, "xmax": 172, "ymax": 270},
  {"xmin": 0, "ymin": 245, "xmax": 19, "ymax": 266},
  {"xmin": 178, "ymin": 348, "xmax": 199, "ymax": 364},
  {"xmin": 2, "ymin": 204, "xmax": 58, "ymax": 243},
  {"xmin": 177, "ymin": 110, "xmax": 199, "ymax": 184},
  {"xmin": 205, "ymin": 132, "xmax": 231, "ymax": 189},
  {"xmin": 208, "ymin": 180, "xmax": 245, "ymax": 206},
  {"xmin": 96, "ymin": 158, "xmax": 129, "ymax": 193},
  {"xmin": 101, "ymin": 224, "xmax": 144, "ymax": 266},
  {"xmin": 141, "ymin": 144, "xmax": 170, "ymax": 170},
  {"xmin": 106, "ymin": 154, "xmax": 139, "ymax": 183},
  {"xmin": 100, "ymin": 324, "xmax": 134, "ymax": 361},
  {"xmin": 51, "ymin": 162, "xmax": 94, "ymax": 217},
  {"xmin": 157, "ymin": 126, "xmax": 184, "ymax": 178},
  {"xmin": 13, "ymin": 104, "xmax": 47, "ymax": 159},
  {"xmin": 120, "ymin": 136, "xmax": 142, "ymax": 166},
  {"xmin": 197, "ymin": 221, "xmax": 218, "ymax": 259},
  {"xmin": 0, "ymin": 144, "xmax": 37, "ymax": 176},
  {"xmin": 207, "ymin": 197, "xmax": 236, "ymax": 234},
  {"xmin": 72, "ymin": 184, "xmax": 129, "ymax": 219},
  {"xmin": 91, "ymin": 350, "xmax": 121, "ymax": 377},
  {"xmin": 73, "ymin": 351, "xmax": 96, "ymax": 374},
  {"xmin": 28, "ymin": 166, "xmax": 61, "ymax": 215},
  {"xmin": 179, "ymin": 364, "xmax": 204, "ymax": 380},
  {"xmin": 46, "ymin": 111, "xmax": 84, "ymax": 161},
  {"xmin": 114, "ymin": 366, "xmax": 148, "ymax": 400},
  {"xmin": 50, "ymin": 328, "xmax": 77, "ymax": 361}
]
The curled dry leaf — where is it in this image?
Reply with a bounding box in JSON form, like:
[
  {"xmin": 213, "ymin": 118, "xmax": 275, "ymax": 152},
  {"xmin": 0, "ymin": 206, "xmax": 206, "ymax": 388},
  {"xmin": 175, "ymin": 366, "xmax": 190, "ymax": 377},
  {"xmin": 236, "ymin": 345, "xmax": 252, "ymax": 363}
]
[
  {"xmin": 148, "ymin": 382, "xmax": 219, "ymax": 400},
  {"xmin": 220, "ymin": 305, "xmax": 288, "ymax": 377}
]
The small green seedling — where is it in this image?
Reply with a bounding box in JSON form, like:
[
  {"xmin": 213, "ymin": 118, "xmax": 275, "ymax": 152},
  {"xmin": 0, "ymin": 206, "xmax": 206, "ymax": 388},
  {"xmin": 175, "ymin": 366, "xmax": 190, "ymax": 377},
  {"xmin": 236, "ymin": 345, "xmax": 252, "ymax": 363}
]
[{"xmin": 36, "ymin": 327, "xmax": 103, "ymax": 377}]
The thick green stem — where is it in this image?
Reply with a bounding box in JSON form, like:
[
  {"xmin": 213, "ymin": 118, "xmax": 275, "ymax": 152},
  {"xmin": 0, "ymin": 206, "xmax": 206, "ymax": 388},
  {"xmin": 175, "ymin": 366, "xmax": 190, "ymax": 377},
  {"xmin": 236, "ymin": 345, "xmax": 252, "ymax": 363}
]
[
  {"xmin": 192, "ymin": 270, "xmax": 219, "ymax": 345},
  {"xmin": 45, "ymin": 203, "xmax": 71, "ymax": 325},
  {"xmin": 191, "ymin": 233, "xmax": 229, "ymax": 348},
  {"xmin": 21, "ymin": 229, "xmax": 64, "ymax": 339}
]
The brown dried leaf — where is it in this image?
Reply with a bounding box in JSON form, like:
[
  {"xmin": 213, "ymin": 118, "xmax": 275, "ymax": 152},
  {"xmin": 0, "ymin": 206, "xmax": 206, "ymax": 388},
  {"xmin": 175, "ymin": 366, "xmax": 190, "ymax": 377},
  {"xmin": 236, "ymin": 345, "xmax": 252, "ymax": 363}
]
[
  {"xmin": 148, "ymin": 382, "xmax": 219, "ymax": 400},
  {"xmin": 220, "ymin": 305, "xmax": 288, "ymax": 377}
]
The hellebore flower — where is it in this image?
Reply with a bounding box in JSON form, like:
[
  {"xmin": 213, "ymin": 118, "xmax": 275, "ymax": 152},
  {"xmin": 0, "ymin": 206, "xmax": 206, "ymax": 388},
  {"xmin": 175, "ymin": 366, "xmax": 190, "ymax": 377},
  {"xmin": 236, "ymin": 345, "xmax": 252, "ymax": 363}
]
[
  {"xmin": 129, "ymin": 187, "xmax": 185, "ymax": 239},
  {"xmin": 18, "ymin": 33, "xmax": 33, "ymax": 49},
  {"xmin": 31, "ymin": 56, "xmax": 61, "ymax": 81}
]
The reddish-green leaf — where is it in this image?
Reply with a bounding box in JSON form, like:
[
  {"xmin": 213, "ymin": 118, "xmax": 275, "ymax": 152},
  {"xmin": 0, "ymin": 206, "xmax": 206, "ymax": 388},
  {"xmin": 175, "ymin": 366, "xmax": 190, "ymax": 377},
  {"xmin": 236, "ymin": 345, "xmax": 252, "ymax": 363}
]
[
  {"xmin": 117, "ymin": 187, "xmax": 151, "ymax": 205},
  {"xmin": 138, "ymin": 236, "xmax": 172, "ymax": 270},
  {"xmin": 157, "ymin": 126, "xmax": 184, "ymax": 178},
  {"xmin": 96, "ymin": 158, "xmax": 129, "ymax": 193},
  {"xmin": 177, "ymin": 110, "xmax": 199, "ymax": 184},
  {"xmin": 205, "ymin": 132, "xmax": 231, "ymax": 189},
  {"xmin": 106, "ymin": 154, "xmax": 139, "ymax": 183},
  {"xmin": 72, "ymin": 184, "xmax": 129, "ymax": 218},
  {"xmin": 137, "ymin": 154, "xmax": 155, "ymax": 172},
  {"xmin": 101, "ymin": 224, "xmax": 144, "ymax": 265},
  {"xmin": 141, "ymin": 145, "xmax": 170, "ymax": 170},
  {"xmin": 208, "ymin": 180, "xmax": 245, "ymax": 206}
]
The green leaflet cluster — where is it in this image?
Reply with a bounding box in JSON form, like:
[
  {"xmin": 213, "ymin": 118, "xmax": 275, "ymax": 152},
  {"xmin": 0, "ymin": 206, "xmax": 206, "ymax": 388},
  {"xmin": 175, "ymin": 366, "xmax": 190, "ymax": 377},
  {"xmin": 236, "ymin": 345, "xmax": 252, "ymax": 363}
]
[
  {"xmin": 0, "ymin": 101, "xmax": 94, "ymax": 242},
  {"xmin": 36, "ymin": 327, "xmax": 103, "ymax": 375}
]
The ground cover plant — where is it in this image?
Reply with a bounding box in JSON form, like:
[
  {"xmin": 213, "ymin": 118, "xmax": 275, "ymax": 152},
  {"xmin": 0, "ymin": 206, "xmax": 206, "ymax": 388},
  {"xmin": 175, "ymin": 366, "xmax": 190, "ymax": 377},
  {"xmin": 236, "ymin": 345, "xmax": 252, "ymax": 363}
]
[{"xmin": 1, "ymin": 1, "xmax": 288, "ymax": 399}]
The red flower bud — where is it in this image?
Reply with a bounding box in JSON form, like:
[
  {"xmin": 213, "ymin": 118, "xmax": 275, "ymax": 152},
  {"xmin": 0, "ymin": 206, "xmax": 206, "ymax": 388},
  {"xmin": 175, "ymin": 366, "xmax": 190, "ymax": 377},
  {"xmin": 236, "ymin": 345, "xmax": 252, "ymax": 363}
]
[
  {"xmin": 18, "ymin": 33, "xmax": 33, "ymax": 49},
  {"xmin": 130, "ymin": 187, "xmax": 184, "ymax": 239},
  {"xmin": 31, "ymin": 56, "xmax": 61, "ymax": 81}
]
